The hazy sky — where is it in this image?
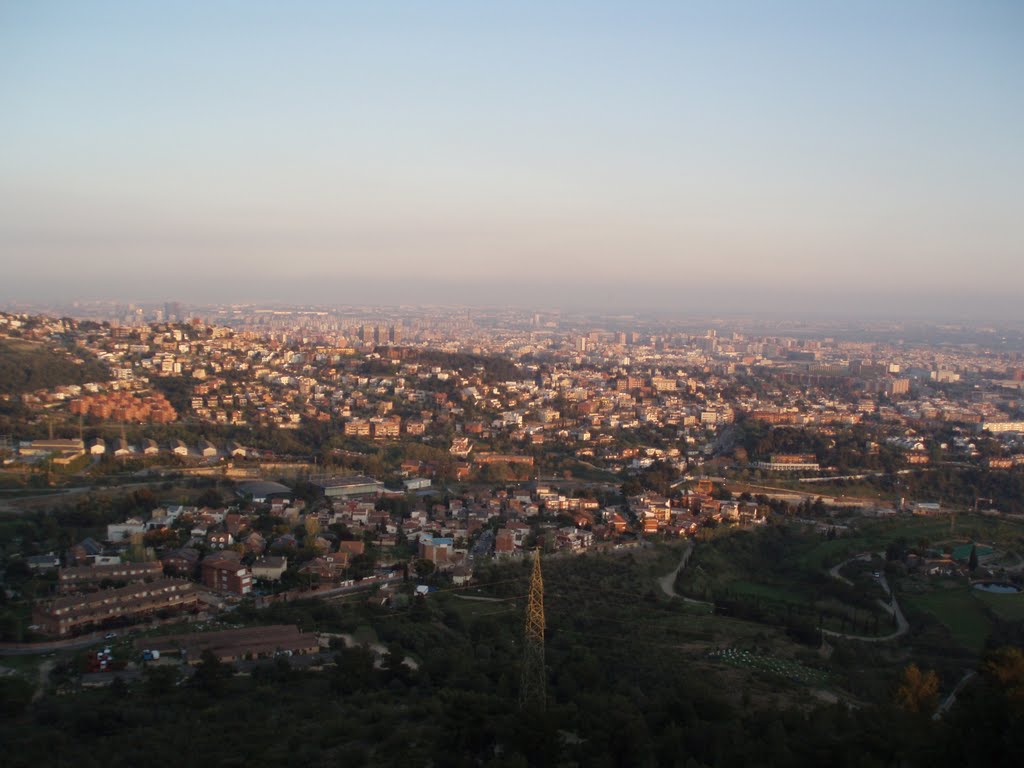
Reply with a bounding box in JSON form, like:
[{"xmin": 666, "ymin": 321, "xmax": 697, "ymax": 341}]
[{"xmin": 2, "ymin": 1, "xmax": 1022, "ymax": 315}]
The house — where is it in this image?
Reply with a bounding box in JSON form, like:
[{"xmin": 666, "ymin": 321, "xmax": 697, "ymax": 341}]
[
  {"xmin": 198, "ymin": 440, "xmax": 218, "ymax": 459},
  {"xmin": 224, "ymin": 513, "xmax": 248, "ymax": 536},
  {"xmin": 227, "ymin": 441, "xmax": 252, "ymax": 459},
  {"xmin": 505, "ymin": 521, "xmax": 531, "ymax": 545},
  {"xmin": 25, "ymin": 554, "xmax": 61, "ymax": 572},
  {"xmin": 251, "ymin": 556, "xmax": 288, "ymax": 581},
  {"xmin": 161, "ymin": 548, "xmax": 200, "ymax": 576},
  {"xmin": 89, "ymin": 438, "xmax": 106, "ymax": 456},
  {"xmin": 21, "ymin": 438, "xmax": 85, "ymax": 457},
  {"xmin": 299, "ymin": 552, "xmax": 349, "ymax": 580},
  {"xmin": 271, "ymin": 534, "xmax": 299, "ymax": 552},
  {"xmin": 58, "ymin": 561, "xmax": 163, "ymax": 593},
  {"xmin": 336, "ymin": 540, "xmax": 366, "ymax": 557},
  {"xmin": 207, "ymin": 531, "xmax": 234, "ymax": 549},
  {"xmin": 419, "ymin": 536, "xmax": 453, "ymax": 566},
  {"xmin": 107, "ymin": 518, "xmax": 147, "ymax": 542},
  {"xmin": 170, "ymin": 439, "xmax": 189, "ymax": 457},
  {"xmin": 144, "ymin": 625, "xmax": 319, "ymax": 665},
  {"xmin": 33, "ymin": 579, "xmax": 198, "ymax": 636},
  {"xmin": 67, "ymin": 537, "xmax": 105, "ymax": 566},
  {"xmin": 495, "ymin": 529, "xmax": 515, "ymax": 555},
  {"xmin": 201, "ymin": 556, "xmax": 253, "ymax": 595}
]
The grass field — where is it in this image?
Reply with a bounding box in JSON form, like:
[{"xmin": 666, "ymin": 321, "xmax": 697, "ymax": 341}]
[
  {"xmin": 793, "ymin": 536, "xmax": 875, "ymax": 570},
  {"xmin": 973, "ymin": 588, "xmax": 1024, "ymax": 622},
  {"xmin": 437, "ymin": 594, "xmax": 519, "ymax": 623},
  {"xmin": 731, "ymin": 579, "xmax": 808, "ymax": 604},
  {"xmin": 902, "ymin": 588, "xmax": 993, "ymax": 652},
  {"xmin": 677, "ymin": 600, "xmax": 715, "ymax": 616},
  {"xmin": 869, "ymin": 515, "xmax": 1024, "ymax": 550}
]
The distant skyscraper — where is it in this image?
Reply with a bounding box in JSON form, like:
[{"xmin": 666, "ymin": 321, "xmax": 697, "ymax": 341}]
[{"xmin": 164, "ymin": 302, "xmax": 183, "ymax": 323}]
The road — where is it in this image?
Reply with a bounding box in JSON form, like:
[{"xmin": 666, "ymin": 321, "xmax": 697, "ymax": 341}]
[
  {"xmin": 933, "ymin": 670, "xmax": 976, "ymax": 720},
  {"xmin": 657, "ymin": 541, "xmax": 713, "ymax": 607},
  {"xmin": 0, "ymin": 630, "xmax": 121, "ymax": 656},
  {"xmin": 319, "ymin": 632, "xmax": 419, "ymax": 670},
  {"xmin": 314, "ymin": 574, "xmax": 404, "ymax": 601},
  {"xmin": 0, "ymin": 479, "xmax": 172, "ymax": 513},
  {"xmin": 823, "ymin": 555, "xmax": 909, "ymax": 642}
]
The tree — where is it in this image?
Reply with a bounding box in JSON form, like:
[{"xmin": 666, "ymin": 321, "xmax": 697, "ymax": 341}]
[
  {"xmin": 144, "ymin": 665, "xmax": 177, "ymax": 696},
  {"xmin": 896, "ymin": 663, "xmax": 939, "ymax": 715},
  {"xmin": 413, "ymin": 558, "xmax": 436, "ymax": 580},
  {"xmin": 968, "ymin": 544, "xmax": 979, "ymax": 573},
  {"xmin": 0, "ymin": 677, "xmax": 34, "ymax": 717},
  {"xmin": 331, "ymin": 644, "xmax": 376, "ymax": 694},
  {"xmin": 195, "ymin": 488, "xmax": 223, "ymax": 508},
  {"xmin": 384, "ymin": 642, "xmax": 406, "ymax": 675},
  {"xmin": 192, "ymin": 649, "xmax": 231, "ymax": 696},
  {"xmin": 348, "ymin": 552, "xmax": 376, "ymax": 580},
  {"xmin": 982, "ymin": 646, "xmax": 1024, "ymax": 716},
  {"xmin": 621, "ymin": 479, "xmax": 643, "ymax": 498}
]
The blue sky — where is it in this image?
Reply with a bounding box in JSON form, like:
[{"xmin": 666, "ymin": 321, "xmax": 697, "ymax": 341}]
[{"xmin": 2, "ymin": 1, "xmax": 1022, "ymax": 315}]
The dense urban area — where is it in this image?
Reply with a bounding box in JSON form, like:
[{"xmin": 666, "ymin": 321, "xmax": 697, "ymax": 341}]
[{"xmin": 1, "ymin": 302, "xmax": 1022, "ymax": 767}]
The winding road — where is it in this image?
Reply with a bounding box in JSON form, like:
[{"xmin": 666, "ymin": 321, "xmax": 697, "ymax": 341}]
[
  {"xmin": 657, "ymin": 541, "xmax": 713, "ymax": 607},
  {"xmin": 657, "ymin": 543, "xmax": 909, "ymax": 641},
  {"xmin": 823, "ymin": 555, "xmax": 909, "ymax": 642}
]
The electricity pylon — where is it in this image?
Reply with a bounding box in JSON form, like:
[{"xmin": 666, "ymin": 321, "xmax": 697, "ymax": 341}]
[{"xmin": 520, "ymin": 547, "xmax": 546, "ymax": 710}]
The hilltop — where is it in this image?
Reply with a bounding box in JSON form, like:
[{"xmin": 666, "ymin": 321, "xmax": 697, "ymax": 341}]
[{"xmin": 0, "ymin": 337, "xmax": 109, "ymax": 396}]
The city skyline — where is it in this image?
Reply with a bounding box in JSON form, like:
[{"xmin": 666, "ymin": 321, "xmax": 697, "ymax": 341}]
[{"xmin": 2, "ymin": 2, "xmax": 1022, "ymax": 317}]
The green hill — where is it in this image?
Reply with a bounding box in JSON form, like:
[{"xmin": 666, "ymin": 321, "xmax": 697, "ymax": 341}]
[{"xmin": 0, "ymin": 338, "xmax": 109, "ymax": 395}]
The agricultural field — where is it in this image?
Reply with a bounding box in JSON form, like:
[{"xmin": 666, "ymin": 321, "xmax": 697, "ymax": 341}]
[
  {"xmin": 901, "ymin": 587, "xmax": 993, "ymax": 653},
  {"xmin": 972, "ymin": 589, "xmax": 1024, "ymax": 622},
  {"xmin": 707, "ymin": 647, "xmax": 832, "ymax": 687}
]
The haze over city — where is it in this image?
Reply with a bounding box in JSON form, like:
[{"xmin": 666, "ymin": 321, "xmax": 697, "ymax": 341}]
[
  {"xmin": 2, "ymin": 1, "xmax": 1022, "ymax": 318},
  {"xmin": 4, "ymin": 6, "xmax": 1024, "ymax": 759}
]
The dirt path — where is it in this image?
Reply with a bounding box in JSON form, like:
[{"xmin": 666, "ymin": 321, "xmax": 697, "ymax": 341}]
[
  {"xmin": 32, "ymin": 659, "xmax": 55, "ymax": 702},
  {"xmin": 934, "ymin": 670, "xmax": 976, "ymax": 720},
  {"xmin": 332, "ymin": 633, "xmax": 419, "ymax": 670},
  {"xmin": 451, "ymin": 593, "xmax": 505, "ymax": 603},
  {"xmin": 658, "ymin": 541, "xmax": 713, "ymax": 606},
  {"xmin": 828, "ymin": 559, "xmax": 856, "ymax": 586}
]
